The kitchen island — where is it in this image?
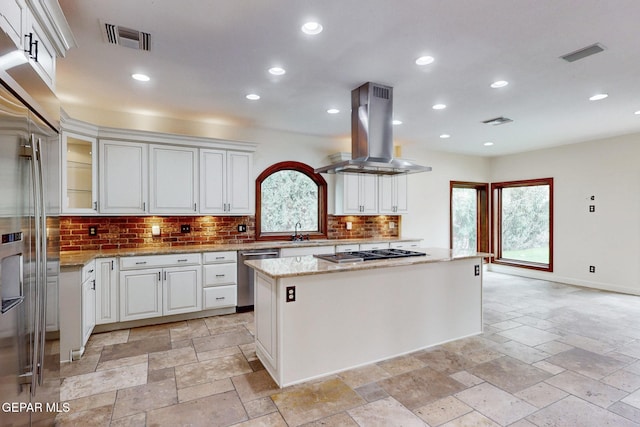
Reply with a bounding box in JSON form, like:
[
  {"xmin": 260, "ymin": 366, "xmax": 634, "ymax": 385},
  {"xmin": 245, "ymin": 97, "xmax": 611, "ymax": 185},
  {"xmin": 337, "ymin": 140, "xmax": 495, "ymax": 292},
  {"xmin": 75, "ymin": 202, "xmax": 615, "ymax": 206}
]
[{"xmin": 244, "ymin": 248, "xmax": 490, "ymax": 387}]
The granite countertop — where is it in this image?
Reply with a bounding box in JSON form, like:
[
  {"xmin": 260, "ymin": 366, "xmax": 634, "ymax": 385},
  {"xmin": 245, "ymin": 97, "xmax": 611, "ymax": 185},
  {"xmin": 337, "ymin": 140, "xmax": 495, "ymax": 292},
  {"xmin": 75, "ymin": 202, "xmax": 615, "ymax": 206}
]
[
  {"xmin": 244, "ymin": 248, "xmax": 492, "ymax": 279},
  {"xmin": 60, "ymin": 237, "xmax": 422, "ymax": 268}
]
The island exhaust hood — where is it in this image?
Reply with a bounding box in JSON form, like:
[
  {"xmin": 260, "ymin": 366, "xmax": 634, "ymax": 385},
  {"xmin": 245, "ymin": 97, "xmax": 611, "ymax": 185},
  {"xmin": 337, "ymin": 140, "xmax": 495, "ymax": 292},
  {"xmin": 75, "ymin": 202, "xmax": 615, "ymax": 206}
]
[{"xmin": 315, "ymin": 82, "xmax": 432, "ymax": 175}]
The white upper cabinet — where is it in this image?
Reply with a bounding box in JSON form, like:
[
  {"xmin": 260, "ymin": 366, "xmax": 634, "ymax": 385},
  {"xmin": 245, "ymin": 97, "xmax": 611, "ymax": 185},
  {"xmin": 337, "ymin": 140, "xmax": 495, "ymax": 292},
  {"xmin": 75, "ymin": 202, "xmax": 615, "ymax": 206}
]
[
  {"xmin": 0, "ymin": 0, "xmax": 27, "ymax": 50},
  {"xmin": 200, "ymin": 149, "xmax": 253, "ymax": 215},
  {"xmin": 99, "ymin": 140, "xmax": 148, "ymax": 214},
  {"xmin": 61, "ymin": 131, "xmax": 97, "ymax": 214},
  {"xmin": 336, "ymin": 173, "xmax": 378, "ymax": 215},
  {"xmin": 378, "ymin": 174, "xmax": 409, "ymax": 214},
  {"xmin": 25, "ymin": 11, "xmax": 56, "ymax": 89},
  {"xmin": 149, "ymin": 145, "xmax": 198, "ymax": 214}
]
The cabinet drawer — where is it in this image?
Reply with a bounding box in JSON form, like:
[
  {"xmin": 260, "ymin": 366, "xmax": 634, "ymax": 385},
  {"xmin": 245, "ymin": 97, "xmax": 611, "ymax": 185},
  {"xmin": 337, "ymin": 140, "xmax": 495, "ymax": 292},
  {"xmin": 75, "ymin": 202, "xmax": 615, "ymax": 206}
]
[
  {"xmin": 203, "ymin": 251, "xmax": 237, "ymax": 264},
  {"xmin": 203, "ymin": 285, "xmax": 237, "ymax": 309},
  {"xmin": 120, "ymin": 253, "xmax": 201, "ymax": 269},
  {"xmin": 359, "ymin": 242, "xmax": 390, "ymax": 251},
  {"xmin": 203, "ymin": 264, "xmax": 237, "ymax": 287},
  {"xmin": 82, "ymin": 261, "xmax": 96, "ymax": 282},
  {"xmin": 390, "ymin": 240, "xmax": 423, "ymax": 250},
  {"xmin": 335, "ymin": 244, "xmax": 359, "ymax": 253}
]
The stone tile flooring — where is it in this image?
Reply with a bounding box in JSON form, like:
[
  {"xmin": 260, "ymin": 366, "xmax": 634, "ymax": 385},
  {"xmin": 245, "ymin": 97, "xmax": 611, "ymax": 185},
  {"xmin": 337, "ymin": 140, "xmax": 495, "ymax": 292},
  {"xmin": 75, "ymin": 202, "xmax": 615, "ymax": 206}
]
[{"xmin": 56, "ymin": 272, "xmax": 640, "ymax": 426}]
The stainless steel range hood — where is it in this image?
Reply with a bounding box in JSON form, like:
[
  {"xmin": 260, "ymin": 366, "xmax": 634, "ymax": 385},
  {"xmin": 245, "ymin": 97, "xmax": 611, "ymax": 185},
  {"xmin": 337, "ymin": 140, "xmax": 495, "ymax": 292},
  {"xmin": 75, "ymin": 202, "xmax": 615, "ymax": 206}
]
[{"xmin": 315, "ymin": 82, "xmax": 432, "ymax": 175}]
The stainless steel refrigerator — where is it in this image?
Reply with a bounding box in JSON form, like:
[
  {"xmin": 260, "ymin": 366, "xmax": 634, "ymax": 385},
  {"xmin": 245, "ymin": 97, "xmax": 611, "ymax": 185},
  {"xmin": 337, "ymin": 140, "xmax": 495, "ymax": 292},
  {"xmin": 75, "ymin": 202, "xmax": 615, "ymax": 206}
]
[{"xmin": 1, "ymin": 39, "xmax": 61, "ymax": 426}]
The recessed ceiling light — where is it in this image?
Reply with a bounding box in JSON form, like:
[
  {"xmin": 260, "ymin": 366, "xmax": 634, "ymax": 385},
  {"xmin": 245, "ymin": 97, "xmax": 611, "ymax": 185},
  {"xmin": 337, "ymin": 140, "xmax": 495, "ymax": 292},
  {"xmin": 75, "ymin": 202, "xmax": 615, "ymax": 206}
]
[
  {"xmin": 392, "ymin": 119, "xmax": 402, "ymax": 125},
  {"xmin": 415, "ymin": 56, "xmax": 434, "ymax": 66},
  {"xmin": 589, "ymin": 93, "xmax": 608, "ymax": 101},
  {"xmin": 301, "ymin": 22, "xmax": 323, "ymax": 35},
  {"xmin": 432, "ymin": 104, "xmax": 447, "ymax": 110},
  {"xmin": 131, "ymin": 73, "xmax": 150, "ymax": 82},
  {"xmin": 327, "ymin": 108, "xmax": 340, "ymax": 114},
  {"xmin": 440, "ymin": 134, "xmax": 451, "ymax": 139},
  {"xmin": 490, "ymin": 80, "xmax": 509, "ymax": 88},
  {"xmin": 268, "ymin": 67, "xmax": 286, "ymax": 75},
  {"xmin": 484, "ymin": 141, "xmax": 494, "ymax": 146},
  {"xmin": 246, "ymin": 93, "xmax": 260, "ymax": 100}
]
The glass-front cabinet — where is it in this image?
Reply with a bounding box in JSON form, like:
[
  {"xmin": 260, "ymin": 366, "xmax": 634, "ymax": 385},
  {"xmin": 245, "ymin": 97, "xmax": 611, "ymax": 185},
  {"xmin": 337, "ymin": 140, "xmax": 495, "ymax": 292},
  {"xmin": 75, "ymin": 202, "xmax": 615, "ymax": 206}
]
[{"xmin": 61, "ymin": 131, "xmax": 97, "ymax": 214}]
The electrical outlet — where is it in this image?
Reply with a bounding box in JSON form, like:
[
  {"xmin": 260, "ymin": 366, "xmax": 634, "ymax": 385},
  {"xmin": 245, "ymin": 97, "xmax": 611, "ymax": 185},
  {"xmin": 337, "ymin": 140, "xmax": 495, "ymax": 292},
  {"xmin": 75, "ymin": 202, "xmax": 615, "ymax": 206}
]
[
  {"xmin": 238, "ymin": 224, "xmax": 247, "ymax": 232},
  {"xmin": 180, "ymin": 224, "xmax": 191, "ymax": 233},
  {"xmin": 589, "ymin": 265, "xmax": 596, "ymax": 273},
  {"xmin": 589, "ymin": 205, "xmax": 595, "ymax": 213},
  {"xmin": 286, "ymin": 286, "xmax": 296, "ymax": 302},
  {"xmin": 88, "ymin": 226, "xmax": 97, "ymax": 236},
  {"xmin": 474, "ymin": 265, "xmax": 480, "ymax": 276}
]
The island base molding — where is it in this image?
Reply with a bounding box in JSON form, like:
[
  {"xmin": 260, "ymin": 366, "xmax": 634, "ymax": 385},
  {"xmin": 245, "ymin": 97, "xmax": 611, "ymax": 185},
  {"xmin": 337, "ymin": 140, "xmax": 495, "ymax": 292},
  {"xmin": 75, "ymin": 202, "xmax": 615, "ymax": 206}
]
[{"xmin": 254, "ymin": 257, "xmax": 483, "ymax": 387}]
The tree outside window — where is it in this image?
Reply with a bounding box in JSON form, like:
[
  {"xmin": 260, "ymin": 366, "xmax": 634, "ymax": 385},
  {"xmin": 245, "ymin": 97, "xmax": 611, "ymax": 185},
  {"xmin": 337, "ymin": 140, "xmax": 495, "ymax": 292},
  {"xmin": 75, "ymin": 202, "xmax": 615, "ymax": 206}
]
[
  {"xmin": 256, "ymin": 161, "xmax": 327, "ymax": 240},
  {"xmin": 492, "ymin": 178, "xmax": 553, "ymax": 271}
]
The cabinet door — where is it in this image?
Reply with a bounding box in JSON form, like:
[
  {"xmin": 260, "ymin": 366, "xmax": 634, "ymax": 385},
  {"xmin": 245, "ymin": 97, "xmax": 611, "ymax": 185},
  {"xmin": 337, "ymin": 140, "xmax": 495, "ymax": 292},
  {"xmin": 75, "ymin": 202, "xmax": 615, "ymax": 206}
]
[
  {"xmin": 227, "ymin": 151, "xmax": 253, "ymax": 214},
  {"xmin": 163, "ymin": 266, "xmax": 202, "ymax": 316},
  {"xmin": 61, "ymin": 132, "xmax": 97, "ymax": 214},
  {"xmin": 25, "ymin": 10, "xmax": 56, "ymax": 90},
  {"xmin": 378, "ymin": 174, "xmax": 408, "ymax": 214},
  {"xmin": 45, "ymin": 277, "xmax": 58, "ymax": 332},
  {"xmin": 150, "ymin": 145, "xmax": 198, "ymax": 214},
  {"xmin": 0, "ymin": 0, "xmax": 27, "ymax": 49},
  {"xmin": 119, "ymin": 269, "xmax": 162, "ymax": 321},
  {"xmin": 81, "ymin": 277, "xmax": 96, "ymax": 346},
  {"xmin": 360, "ymin": 174, "xmax": 378, "ymax": 214},
  {"xmin": 342, "ymin": 173, "xmax": 362, "ymax": 214},
  {"xmin": 199, "ymin": 149, "xmax": 226, "ymax": 214},
  {"xmin": 394, "ymin": 173, "xmax": 409, "ymax": 213},
  {"xmin": 95, "ymin": 258, "xmax": 118, "ymax": 325},
  {"xmin": 99, "ymin": 141, "xmax": 148, "ymax": 214}
]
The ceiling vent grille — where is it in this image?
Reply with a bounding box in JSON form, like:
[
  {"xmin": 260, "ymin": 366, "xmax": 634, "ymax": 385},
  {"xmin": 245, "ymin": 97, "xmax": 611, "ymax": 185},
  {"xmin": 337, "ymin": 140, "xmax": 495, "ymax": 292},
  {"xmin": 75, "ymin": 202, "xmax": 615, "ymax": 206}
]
[
  {"xmin": 482, "ymin": 116, "xmax": 513, "ymax": 126},
  {"xmin": 560, "ymin": 43, "xmax": 605, "ymax": 62},
  {"xmin": 103, "ymin": 23, "xmax": 151, "ymax": 51}
]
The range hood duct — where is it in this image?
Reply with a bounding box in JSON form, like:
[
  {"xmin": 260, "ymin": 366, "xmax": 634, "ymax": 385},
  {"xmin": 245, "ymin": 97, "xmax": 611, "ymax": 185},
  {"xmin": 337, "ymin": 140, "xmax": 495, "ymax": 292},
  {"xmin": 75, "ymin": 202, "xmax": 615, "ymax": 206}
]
[{"xmin": 315, "ymin": 82, "xmax": 432, "ymax": 175}]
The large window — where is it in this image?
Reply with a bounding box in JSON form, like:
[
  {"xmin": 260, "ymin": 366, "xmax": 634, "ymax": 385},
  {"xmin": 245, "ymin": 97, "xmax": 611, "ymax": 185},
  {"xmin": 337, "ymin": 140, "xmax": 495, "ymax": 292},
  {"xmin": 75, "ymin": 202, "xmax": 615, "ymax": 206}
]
[
  {"xmin": 450, "ymin": 182, "xmax": 489, "ymax": 253},
  {"xmin": 256, "ymin": 161, "xmax": 327, "ymax": 241},
  {"xmin": 492, "ymin": 178, "xmax": 553, "ymax": 271}
]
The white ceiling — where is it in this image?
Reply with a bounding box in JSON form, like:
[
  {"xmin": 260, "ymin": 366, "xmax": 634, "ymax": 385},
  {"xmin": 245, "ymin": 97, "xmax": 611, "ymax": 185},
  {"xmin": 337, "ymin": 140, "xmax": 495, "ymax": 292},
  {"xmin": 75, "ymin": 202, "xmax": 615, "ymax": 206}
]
[{"xmin": 57, "ymin": 0, "xmax": 640, "ymax": 156}]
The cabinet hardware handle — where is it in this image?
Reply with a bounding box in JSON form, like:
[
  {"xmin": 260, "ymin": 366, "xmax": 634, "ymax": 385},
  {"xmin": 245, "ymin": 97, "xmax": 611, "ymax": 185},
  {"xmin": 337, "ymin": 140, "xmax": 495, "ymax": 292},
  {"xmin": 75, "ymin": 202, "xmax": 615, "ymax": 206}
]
[
  {"xmin": 93, "ymin": 201, "xmax": 98, "ymax": 210},
  {"xmin": 88, "ymin": 269, "xmax": 94, "ymax": 273},
  {"xmin": 215, "ymin": 274, "xmax": 225, "ymax": 277},
  {"xmin": 135, "ymin": 261, "xmax": 147, "ymax": 265},
  {"xmin": 215, "ymin": 297, "xmax": 225, "ymax": 300},
  {"xmin": 215, "ymin": 256, "xmax": 224, "ymax": 259},
  {"xmin": 92, "ymin": 279, "xmax": 95, "ymax": 290},
  {"xmin": 158, "ymin": 272, "xmax": 161, "ymax": 282},
  {"xmin": 194, "ymin": 203, "xmax": 197, "ymax": 212},
  {"xmin": 164, "ymin": 271, "xmax": 167, "ymax": 281},
  {"xmin": 111, "ymin": 260, "xmax": 114, "ymax": 270},
  {"xmin": 177, "ymin": 259, "xmax": 188, "ymax": 262},
  {"xmin": 143, "ymin": 202, "xmax": 146, "ymax": 211}
]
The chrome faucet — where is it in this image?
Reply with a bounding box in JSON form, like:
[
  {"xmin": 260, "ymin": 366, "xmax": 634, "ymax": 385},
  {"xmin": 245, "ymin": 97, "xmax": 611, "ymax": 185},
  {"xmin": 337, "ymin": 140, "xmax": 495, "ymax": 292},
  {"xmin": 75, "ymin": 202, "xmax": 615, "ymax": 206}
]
[{"xmin": 292, "ymin": 221, "xmax": 302, "ymax": 241}]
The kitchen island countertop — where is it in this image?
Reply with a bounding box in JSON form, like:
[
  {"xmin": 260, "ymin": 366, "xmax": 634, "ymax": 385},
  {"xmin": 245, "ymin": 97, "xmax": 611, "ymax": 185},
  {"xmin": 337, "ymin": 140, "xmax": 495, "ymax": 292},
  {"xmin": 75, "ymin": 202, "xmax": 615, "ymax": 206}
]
[{"xmin": 244, "ymin": 247, "xmax": 491, "ymax": 278}]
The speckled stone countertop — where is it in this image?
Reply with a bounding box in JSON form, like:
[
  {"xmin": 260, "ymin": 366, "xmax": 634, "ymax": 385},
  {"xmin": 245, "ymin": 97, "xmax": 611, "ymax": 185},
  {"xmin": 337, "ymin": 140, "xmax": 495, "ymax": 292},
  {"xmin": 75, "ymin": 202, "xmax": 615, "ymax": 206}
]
[
  {"xmin": 59, "ymin": 237, "xmax": 422, "ymax": 268},
  {"xmin": 244, "ymin": 248, "xmax": 492, "ymax": 279}
]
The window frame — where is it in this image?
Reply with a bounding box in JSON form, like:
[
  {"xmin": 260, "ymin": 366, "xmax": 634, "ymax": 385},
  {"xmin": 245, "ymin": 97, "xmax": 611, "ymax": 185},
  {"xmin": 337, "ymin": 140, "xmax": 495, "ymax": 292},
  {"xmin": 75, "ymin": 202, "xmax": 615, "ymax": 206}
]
[
  {"xmin": 255, "ymin": 161, "xmax": 328, "ymax": 241},
  {"xmin": 491, "ymin": 177, "xmax": 554, "ymax": 271},
  {"xmin": 449, "ymin": 181, "xmax": 489, "ymax": 254}
]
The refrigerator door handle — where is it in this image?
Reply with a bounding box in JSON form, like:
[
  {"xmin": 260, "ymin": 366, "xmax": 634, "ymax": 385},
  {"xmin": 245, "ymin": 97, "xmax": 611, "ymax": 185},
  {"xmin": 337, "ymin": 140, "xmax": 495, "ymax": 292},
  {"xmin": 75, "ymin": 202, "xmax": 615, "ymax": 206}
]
[{"xmin": 35, "ymin": 137, "xmax": 47, "ymax": 387}]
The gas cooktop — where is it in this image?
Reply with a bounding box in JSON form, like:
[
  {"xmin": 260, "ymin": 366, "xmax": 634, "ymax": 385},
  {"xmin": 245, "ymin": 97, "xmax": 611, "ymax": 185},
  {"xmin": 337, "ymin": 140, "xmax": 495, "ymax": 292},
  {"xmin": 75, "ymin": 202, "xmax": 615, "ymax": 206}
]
[{"xmin": 313, "ymin": 249, "xmax": 427, "ymax": 263}]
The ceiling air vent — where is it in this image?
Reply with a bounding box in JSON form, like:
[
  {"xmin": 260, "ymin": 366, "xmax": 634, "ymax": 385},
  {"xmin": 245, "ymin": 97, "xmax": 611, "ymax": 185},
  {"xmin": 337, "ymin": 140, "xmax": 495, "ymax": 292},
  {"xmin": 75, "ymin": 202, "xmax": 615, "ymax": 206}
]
[
  {"xmin": 482, "ymin": 116, "xmax": 513, "ymax": 126},
  {"xmin": 560, "ymin": 43, "xmax": 605, "ymax": 62},
  {"xmin": 103, "ymin": 23, "xmax": 151, "ymax": 51}
]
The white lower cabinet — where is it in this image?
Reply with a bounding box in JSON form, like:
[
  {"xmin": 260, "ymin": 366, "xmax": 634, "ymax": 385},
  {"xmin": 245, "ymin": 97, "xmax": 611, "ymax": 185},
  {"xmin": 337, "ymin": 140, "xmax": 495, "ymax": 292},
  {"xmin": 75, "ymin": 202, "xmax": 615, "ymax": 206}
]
[
  {"xmin": 95, "ymin": 258, "xmax": 118, "ymax": 324},
  {"xmin": 81, "ymin": 272, "xmax": 96, "ymax": 346},
  {"xmin": 119, "ymin": 253, "xmax": 202, "ymax": 322},
  {"xmin": 202, "ymin": 250, "xmax": 237, "ymax": 310},
  {"xmin": 203, "ymin": 285, "xmax": 237, "ymax": 309}
]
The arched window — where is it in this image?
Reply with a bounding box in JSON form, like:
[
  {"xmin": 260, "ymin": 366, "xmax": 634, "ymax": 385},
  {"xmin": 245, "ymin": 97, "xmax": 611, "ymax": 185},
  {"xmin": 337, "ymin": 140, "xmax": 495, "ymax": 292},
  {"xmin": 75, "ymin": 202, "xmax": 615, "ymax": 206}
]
[{"xmin": 256, "ymin": 161, "xmax": 328, "ymax": 241}]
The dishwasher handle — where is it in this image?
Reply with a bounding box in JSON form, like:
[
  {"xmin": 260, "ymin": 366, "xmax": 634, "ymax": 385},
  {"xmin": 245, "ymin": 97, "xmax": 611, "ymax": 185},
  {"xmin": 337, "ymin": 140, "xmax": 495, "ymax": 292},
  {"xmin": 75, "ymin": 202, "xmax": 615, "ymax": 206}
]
[{"xmin": 241, "ymin": 251, "xmax": 280, "ymax": 257}]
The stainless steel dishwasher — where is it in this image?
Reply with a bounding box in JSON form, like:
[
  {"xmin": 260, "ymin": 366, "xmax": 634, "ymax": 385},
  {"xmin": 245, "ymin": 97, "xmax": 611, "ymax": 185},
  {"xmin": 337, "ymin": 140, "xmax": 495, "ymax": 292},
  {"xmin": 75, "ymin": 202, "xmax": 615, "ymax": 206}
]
[{"xmin": 237, "ymin": 249, "xmax": 280, "ymax": 311}]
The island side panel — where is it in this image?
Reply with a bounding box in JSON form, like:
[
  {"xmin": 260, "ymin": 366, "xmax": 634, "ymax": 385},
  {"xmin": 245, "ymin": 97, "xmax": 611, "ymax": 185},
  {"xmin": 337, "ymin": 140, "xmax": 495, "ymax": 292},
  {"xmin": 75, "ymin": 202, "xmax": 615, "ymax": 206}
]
[{"xmin": 273, "ymin": 257, "xmax": 482, "ymax": 387}]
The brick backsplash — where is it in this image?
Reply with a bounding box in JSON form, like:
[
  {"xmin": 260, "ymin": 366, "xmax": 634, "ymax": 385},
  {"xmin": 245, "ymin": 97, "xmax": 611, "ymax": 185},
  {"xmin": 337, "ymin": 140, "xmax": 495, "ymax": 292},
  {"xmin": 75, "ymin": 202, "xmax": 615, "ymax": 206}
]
[{"xmin": 59, "ymin": 215, "xmax": 400, "ymax": 252}]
